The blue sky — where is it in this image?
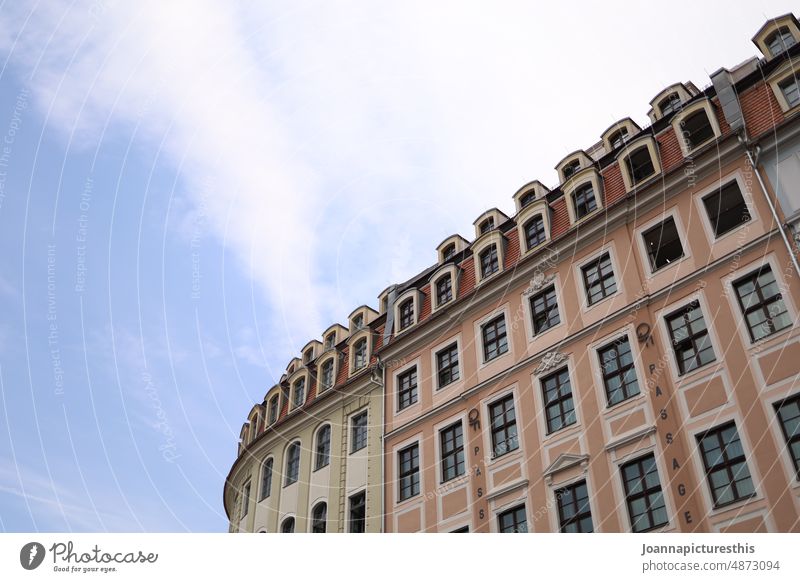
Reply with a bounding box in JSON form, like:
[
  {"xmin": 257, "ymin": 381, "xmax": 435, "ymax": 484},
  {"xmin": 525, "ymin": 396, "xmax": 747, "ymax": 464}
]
[{"xmin": 0, "ymin": 0, "xmax": 794, "ymax": 532}]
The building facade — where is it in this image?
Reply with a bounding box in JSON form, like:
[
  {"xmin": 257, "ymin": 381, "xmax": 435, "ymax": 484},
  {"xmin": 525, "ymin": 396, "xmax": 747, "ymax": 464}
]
[{"xmin": 226, "ymin": 14, "xmax": 800, "ymax": 533}]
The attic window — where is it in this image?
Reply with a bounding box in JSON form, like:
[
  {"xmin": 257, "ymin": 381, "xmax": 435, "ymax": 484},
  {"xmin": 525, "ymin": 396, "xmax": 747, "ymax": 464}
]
[
  {"xmin": 767, "ymin": 26, "xmax": 797, "ymax": 57},
  {"xmin": 352, "ymin": 314, "xmax": 364, "ymax": 329},
  {"xmin": 609, "ymin": 128, "xmax": 628, "ymax": 149},
  {"xmin": 572, "ymin": 183, "xmax": 597, "ymax": 220},
  {"xmin": 625, "ymin": 146, "xmax": 656, "ymax": 185},
  {"xmin": 304, "ymin": 348, "xmax": 314, "ymax": 363},
  {"xmin": 479, "ymin": 245, "xmax": 499, "ymax": 278},
  {"xmin": 324, "ymin": 332, "xmax": 336, "ymax": 349},
  {"xmin": 780, "ymin": 76, "xmax": 800, "ymax": 108},
  {"xmin": 563, "ymin": 160, "xmax": 580, "ymax": 179},
  {"xmin": 398, "ymin": 298, "xmax": 415, "ymax": 331},
  {"xmin": 681, "ymin": 109, "xmax": 715, "ymax": 150},
  {"xmin": 658, "ymin": 93, "xmax": 682, "ymax": 117},
  {"xmin": 443, "ymin": 243, "xmax": 456, "ymax": 260},
  {"xmin": 479, "ymin": 217, "xmax": 495, "ymax": 235},
  {"xmin": 520, "ymin": 191, "xmax": 536, "ymax": 208}
]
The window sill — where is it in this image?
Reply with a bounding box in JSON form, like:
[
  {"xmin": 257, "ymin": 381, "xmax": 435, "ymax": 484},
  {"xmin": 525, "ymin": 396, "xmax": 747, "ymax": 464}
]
[
  {"xmin": 488, "ymin": 447, "xmax": 522, "ymax": 465},
  {"xmin": 479, "ymin": 350, "xmax": 511, "ymax": 370},
  {"xmin": 646, "ymin": 253, "xmax": 689, "ymax": 278},
  {"xmin": 709, "ymin": 493, "xmax": 760, "ymax": 515},
  {"xmin": 747, "ymin": 325, "xmax": 794, "ymax": 350},
  {"xmin": 604, "ymin": 391, "xmax": 646, "ymax": 413},
  {"xmin": 584, "ymin": 290, "xmax": 620, "ymax": 312},
  {"xmin": 675, "ymin": 359, "xmax": 720, "ymax": 383}
]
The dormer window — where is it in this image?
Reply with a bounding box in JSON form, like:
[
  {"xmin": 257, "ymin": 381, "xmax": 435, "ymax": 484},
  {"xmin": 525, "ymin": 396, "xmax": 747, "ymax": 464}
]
[
  {"xmin": 480, "ymin": 245, "xmax": 499, "ymax": 278},
  {"xmin": 524, "ymin": 215, "xmax": 546, "ymax": 250},
  {"xmin": 324, "ymin": 332, "xmax": 336, "ymax": 350},
  {"xmin": 780, "ymin": 76, "xmax": 799, "ymax": 108},
  {"xmin": 398, "ymin": 298, "xmax": 415, "ymax": 330},
  {"xmin": 625, "ymin": 146, "xmax": 656, "ymax": 185},
  {"xmin": 681, "ymin": 109, "xmax": 715, "ymax": 150},
  {"xmin": 767, "ymin": 26, "xmax": 797, "ymax": 56},
  {"xmin": 609, "ymin": 128, "xmax": 628, "ymax": 149},
  {"xmin": 353, "ymin": 338, "xmax": 367, "ymax": 370},
  {"xmin": 436, "ymin": 273, "xmax": 453, "ymax": 307},
  {"xmin": 572, "ymin": 183, "xmax": 597, "ymax": 220},
  {"xmin": 320, "ymin": 359, "xmax": 335, "ymax": 392},
  {"xmin": 520, "ymin": 191, "xmax": 536, "ymax": 208},
  {"xmin": 658, "ymin": 93, "xmax": 682, "ymax": 117},
  {"xmin": 352, "ymin": 314, "xmax": 364, "ymax": 330},
  {"xmin": 443, "ymin": 243, "xmax": 456, "ymax": 260},
  {"xmin": 562, "ymin": 160, "xmax": 580, "ymax": 179},
  {"xmin": 268, "ymin": 395, "xmax": 279, "ymax": 424},
  {"xmin": 479, "ymin": 217, "xmax": 495, "ymax": 234},
  {"xmin": 303, "ymin": 348, "xmax": 314, "ymax": 363},
  {"xmin": 292, "ymin": 378, "xmax": 305, "ymax": 408}
]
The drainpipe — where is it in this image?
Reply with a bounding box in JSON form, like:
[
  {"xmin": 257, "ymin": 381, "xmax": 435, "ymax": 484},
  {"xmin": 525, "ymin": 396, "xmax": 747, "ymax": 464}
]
[{"xmin": 373, "ymin": 355, "xmax": 385, "ymax": 533}]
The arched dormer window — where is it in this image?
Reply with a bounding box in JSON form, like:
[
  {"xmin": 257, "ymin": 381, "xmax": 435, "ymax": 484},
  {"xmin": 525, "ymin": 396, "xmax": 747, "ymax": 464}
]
[
  {"xmin": 311, "ymin": 502, "xmax": 327, "ymax": 533},
  {"xmin": 671, "ymin": 99, "xmax": 722, "ymax": 157},
  {"xmin": 351, "ymin": 337, "xmax": 368, "ymax": 373},
  {"xmin": 480, "ymin": 245, "xmax": 499, "ymax": 278},
  {"xmin": 513, "ymin": 180, "xmax": 550, "ymax": 212},
  {"xmin": 753, "ymin": 16, "xmax": 800, "ymax": 59},
  {"xmin": 436, "ymin": 235, "xmax": 469, "ymax": 264},
  {"xmin": 523, "ymin": 214, "xmax": 546, "ymax": 250},
  {"xmin": 318, "ymin": 356, "xmax": 336, "ymax": 393},
  {"xmin": 268, "ymin": 393, "xmax": 279, "ymax": 424},
  {"xmin": 648, "ymin": 83, "xmax": 696, "ymax": 122},
  {"xmin": 562, "ymin": 160, "xmax": 580, "ymax": 179},
  {"xmin": 284, "ymin": 441, "xmax": 301, "ymax": 486},
  {"xmin": 563, "ymin": 168, "xmax": 603, "ymax": 226},
  {"xmin": 281, "ymin": 516, "xmax": 295, "ymax": 533},
  {"xmin": 259, "ymin": 457, "xmax": 273, "ymax": 500},
  {"xmin": 556, "ymin": 151, "xmax": 593, "ymax": 185},
  {"xmin": 618, "ymin": 137, "xmax": 662, "ymax": 192},
  {"xmin": 315, "ymin": 424, "xmax": 331, "ymax": 470},
  {"xmin": 471, "ymin": 231, "xmax": 506, "ymax": 283},
  {"xmin": 430, "ymin": 264, "xmax": 459, "ymax": 313},
  {"xmin": 436, "ymin": 273, "xmax": 453, "ymax": 306},
  {"xmin": 442, "ymin": 243, "xmax": 456, "ymax": 260},
  {"xmin": 515, "ymin": 194, "xmax": 551, "ymax": 256},
  {"xmin": 479, "ymin": 216, "xmax": 494, "ymax": 234},
  {"xmin": 601, "ymin": 118, "xmax": 641, "ymax": 153},
  {"xmin": 393, "ymin": 289, "xmax": 421, "ymax": 334},
  {"xmin": 658, "ymin": 93, "xmax": 681, "ymax": 117},
  {"xmin": 352, "ymin": 313, "xmax": 364, "ymax": 329},
  {"xmin": 291, "ymin": 377, "xmax": 305, "ymax": 409},
  {"xmin": 472, "ymin": 209, "xmax": 508, "ymax": 240},
  {"xmin": 398, "ymin": 298, "xmax": 414, "ymax": 330}
]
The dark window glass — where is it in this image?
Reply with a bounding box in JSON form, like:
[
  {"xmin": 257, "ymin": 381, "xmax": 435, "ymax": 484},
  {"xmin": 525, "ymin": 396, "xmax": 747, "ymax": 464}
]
[
  {"xmin": 666, "ymin": 301, "xmax": 716, "ymax": 374},
  {"xmin": 681, "ymin": 109, "xmax": 715, "ymax": 150},
  {"xmin": 698, "ymin": 422, "xmax": 755, "ymax": 507},
  {"xmin": 324, "ymin": 332, "xmax": 336, "ymax": 349},
  {"xmin": 436, "ymin": 274, "xmax": 453, "ymax": 307},
  {"xmin": 780, "ymin": 77, "xmax": 800, "ymax": 108},
  {"xmin": 520, "ymin": 191, "xmax": 536, "ymax": 208},
  {"xmin": 320, "ymin": 359, "xmax": 334, "ymax": 392},
  {"xmin": 292, "ymin": 378, "xmax": 305, "ymax": 408},
  {"xmin": 450, "ymin": 526, "xmax": 469, "ymax": 533},
  {"xmin": 311, "ymin": 502, "xmax": 327, "ymax": 533},
  {"xmin": 530, "ymin": 285, "xmax": 560, "ymax": 335},
  {"xmin": 436, "ymin": 343, "xmax": 460, "ymax": 388},
  {"xmin": 702, "ymin": 180, "xmax": 751, "ymax": 237},
  {"xmin": 767, "ymin": 27, "xmax": 797, "ymax": 57},
  {"xmin": 626, "ymin": 145, "xmax": 656, "ymax": 184},
  {"xmin": 642, "ymin": 217, "xmax": 684, "ymax": 271},
  {"xmin": 609, "ymin": 128, "xmax": 628, "ymax": 149},
  {"xmin": 285, "ymin": 442, "xmax": 300, "ymax": 485},
  {"xmin": 443, "ymin": 243, "xmax": 456, "ymax": 260},
  {"xmin": 349, "ymin": 491, "xmax": 366, "ymax": 533},
  {"xmin": 353, "ymin": 338, "xmax": 367, "ymax": 370},
  {"xmin": 482, "ymin": 315, "xmax": 508, "ymax": 361},
  {"xmin": 268, "ymin": 396, "xmax": 279, "ymax": 424},
  {"xmin": 524, "ymin": 214, "xmax": 547, "ymax": 250},
  {"xmin": 734, "ymin": 266, "xmax": 791, "ymax": 342},
  {"xmin": 599, "ymin": 336, "xmax": 640, "ymax": 406},
  {"xmin": 572, "ymin": 183, "xmax": 597, "ymax": 220},
  {"xmin": 582, "ymin": 253, "xmax": 617, "ymax": 305},
  {"xmin": 351, "ymin": 411, "xmax": 368, "ymax": 453},
  {"xmin": 281, "ymin": 516, "xmax": 295, "ymax": 533},
  {"xmin": 498, "ymin": 504, "xmax": 528, "ymax": 533},
  {"xmin": 440, "ymin": 422, "xmax": 465, "ymax": 483},
  {"xmin": 304, "ymin": 348, "xmax": 313, "ymax": 363},
  {"xmin": 556, "ymin": 481, "xmax": 594, "ymax": 533},
  {"xmin": 775, "ymin": 394, "xmax": 800, "ymax": 478},
  {"xmin": 659, "ymin": 93, "xmax": 682, "ymax": 117},
  {"xmin": 260, "ymin": 458, "xmax": 273, "ymax": 500},
  {"xmin": 621, "ymin": 454, "xmax": 668, "ymax": 532},
  {"xmin": 315, "ymin": 425, "xmax": 331, "ymax": 470},
  {"xmin": 489, "ymin": 394, "xmax": 518, "ymax": 458},
  {"xmin": 352, "ymin": 314, "xmax": 363, "ymax": 329},
  {"xmin": 241, "ymin": 482, "xmax": 250, "ymax": 517},
  {"xmin": 399, "ymin": 298, "xmax": 415, "ymax": 330},
  {"xmin": 398, "ymin": 443, "xmax": 420, "ymax": 501},
  {"xmin": 563, "ymin": 160, "xmax": 580, "ymax": 179},
  {"xmin": 479, "ymin": 217, "xmax": 495, "ymax": 234},
  {"xmin": 480, "ymin": 245, "xmax": 499, "ymax": 278},
  {"xmin": 397, "ymin": 366, "xmax": 418, "ymax": 411},
  {"xmin": 542, "ymin": 367, "xmax": 576, "ymax": 433}
]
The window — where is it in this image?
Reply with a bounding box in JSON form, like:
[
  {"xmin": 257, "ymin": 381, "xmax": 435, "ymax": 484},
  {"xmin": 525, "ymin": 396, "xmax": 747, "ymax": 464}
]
[
  {"xmin": 563, "ymin": 160, "xmax": 580, "ymax": 179},
  {"xmin": 397, "ymin": 366, "xmax": 418, "ymax": 411},
  {"xmin": 489, "ymin": 394, "xmax": 518, "ymax": 457},
  {"xmin": 524, "ymin": 215, "xmax": 546, "ymax": 250},
  {"xmin": 767, "ymin": 27, "xmax": 797, "ymax": 57},
  {"xmin": 352, "ymin": 313, "xmax": 364, "ymax": 329},
  {"xmin": 733, "ymin": 266, "xmax": 791, "ymax": 342},
  {"xmin": 572, "ymin": 183, "xmax": 597, "ymax": 220},
  {"xmin": 285, "ymin": 442, "xmax": 300, "ymax": 485},
  {"xmin": 450, "ymin": 526, "xmax": 469, "ymax": 533},
  {"xmin": 351, "ymin": 411, "xmax": 368, "ymax": 453},
  {"xmin": 324, "ymin": 332, "xmax": 336, "ymax": 349},
  {"xmin": 702, "ymin": 180, "xmax": 751, "ymax": 237},
  {"xmin": 555, "ymin": 481, "xmax": 593, "ymax": 533},
  {"xmin": 315, "ymin": 425, "xmax": 331, "ymax": 470},
  {"xmin": 311, "ymin": 502, "xmax": 327, "ymax": 533},
  {"xmin": 609, "ymin": 128, "xmax": 628, "ymax": 149},
  {"xmin": 280, "ymin": 517, "xmax": 295, "ymax": 533},
  {"xmin": 680, "ymin": 109, "xmax": 715, "ymax": 150},
  {"xmin": 292, "ymin": 378, "xmax": 305, "ymax": 408},
  {"xmin": 479, "ymin": 217, "xmax": 495, "ymax": 234},
  {"xmin": 436, "ymin": 274, "xmax": 453, "ymax": 307},
  {"xmin": 498, "ymin": 504, "xmax": 527, "ymax": 533},
  {"xmin": 582, "ymin": 253, "xmax": 617, "ymax": 305},
  {"xmin": 541, "ymin": 367, "xmax": 576, "ymax": 434},
  {"xmin": 659, "ymin": 92, "xmax": 681, "ymax": 117},
  {"xmin": 348, "ymin": 491, "xmax": 366, "ymax": 533},
  {"xmin": 642, "ymin": 217, "xmax": 684, "ymax": 271},
  {"xmin": 443, "ymin": 243, "xmax": 456, "ymax": 260},
  {"xmin": 779, "ymin": 76, "xmax": 800, "ymax": 108},
  {"xmin": 666, "ymin": 301, "xmax": 716, "ymax": 374},
  {"xmin": 479, "ymin": 245, "xmax": 499, "ymax": 278},
  {"xmin": 320, "ymin": 359, "xmax": 334, "ymax": 392},
  {"xmin": 625, "ymin": 145, "xmax": 656, "ymax": 185},
  {"xmin": 598, "ymin": 336, "xmax": 640, "ymax": 406},
  {"xmin": 353, "ymin": 338, "xmax": 367, "ymax": 371},
  {"xmin": 260, "ymin": 458, "xmax": 273, "ymax": 500},
  {"xmin": 520, "ymin": 191, "xmax": 536, "ymax": 208},
  {"xmin": 481, "ymin": 315, "xmax": 508, "ymax": 361},
  {"xmin": 440, "ymin": 421, "xmax": 465, "ymax": 483},
  {"xmin": 268, "ymin": 396, "xmax": 279, "ymax": 424},
  {"xmin": 436, "ymin": 343, "xmax": 460, "ymax": 388},
  {"xmin": 621, "ymin": 454, "xmax": 668, "ymax": 532},
  {"xmin": 697, "ymin": 422, "xmax": 755, "ymax": 507},
  {"xmin": 241, "ymin": 482, "xmax": 250, "ymax": 517},
  {"xmin": 304, "ymin": 348, "xmax": 314, "ymax": 363},
  {"xmin": 774, "ymin": 394, "xmax": 800, "ymax": 478},
  {"xmin": 530, "ymin": 285, "xmax": 560, "ymax": 335},
  {"xmin": 398, "ymin": 298, "xmax": 414, "ymax": 330},
  {"xmin": 398, "ymin": 443, "xmax": 420, "ymax": 501}
]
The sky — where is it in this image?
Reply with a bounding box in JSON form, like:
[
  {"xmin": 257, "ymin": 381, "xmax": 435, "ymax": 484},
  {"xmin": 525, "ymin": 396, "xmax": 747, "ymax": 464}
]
[{"xmin": 0, "ymin": 0, "xmax": 795, "ymax": 532}]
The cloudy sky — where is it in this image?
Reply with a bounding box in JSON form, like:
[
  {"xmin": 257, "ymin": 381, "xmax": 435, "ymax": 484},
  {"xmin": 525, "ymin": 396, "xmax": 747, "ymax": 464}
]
[{"xmin": 0, "ymin": 0, "xmax": 794, "ymax": 531}]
